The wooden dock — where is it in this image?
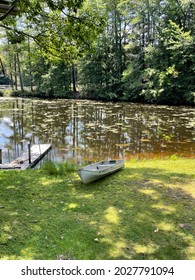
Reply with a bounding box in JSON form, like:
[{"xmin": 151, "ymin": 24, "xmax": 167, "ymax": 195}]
[{"xmin": 0, "ymin": 144, "xmax": 52, "ymax": 170}]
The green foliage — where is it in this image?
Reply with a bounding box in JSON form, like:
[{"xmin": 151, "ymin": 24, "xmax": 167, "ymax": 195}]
[
  {"xmin": 42, "ymin": 161, "xmax": 76, "ymax": 176},
  {"xmin": 0, "ymin": 0, "xmax": 195, "ymax": 104},
  {"xmin": 121, "ymin": 8, "xmax": 195, "ymax": 105},
  {"xmin": 79, "ymin": 1, "xmax": 127, "ymax": 100},
  {"xmin": 33, "ymin": 60, "xmax": 72, "ymax": 97},
  {"xmin": 41, "ymin": 161, "xmax": 58, "ymax": 175},
  {"xmin": 1, "ymin": 0, "xmax": 105, "ymax": 62}
]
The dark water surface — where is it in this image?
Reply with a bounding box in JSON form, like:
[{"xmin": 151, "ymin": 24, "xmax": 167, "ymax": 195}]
[{"xmin": 0, "ymin": 97, "xmax": 195, "ymax": 164}]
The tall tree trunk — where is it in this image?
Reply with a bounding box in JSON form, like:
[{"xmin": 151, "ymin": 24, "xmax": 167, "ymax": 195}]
[
  {"xmin": 14, "ymin": 54, "xmax": 18, "ymax": 90},
  {"xmin": 7, "ymin": 42, "xmax": 14, "ymax": 88},
  {"xmin": 8, "ymin": 52, "xmax": 14, "ymax": 89},
  {"xmin": 72, "ymin": 64, "xmax": 77, "ymax": 93},
  {"xmin": 27, "ymin": 36, "xmax": 34, "ymax": 92},
  {"xmin": 146, "ymin": 0, "xmax": 150, "ymax": 45},
  {"xmin": 0, "ymin": 57, "xmax": 5, "ymax": 77},
  {"xmin": 16, "ymin": 51, "xmax": 24, "ymax": 95}
]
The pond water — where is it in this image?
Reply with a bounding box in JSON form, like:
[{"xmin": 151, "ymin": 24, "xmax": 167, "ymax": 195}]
[{"xmin": 0, "ymin": 97, "xmax": 195, "ymax": 165}]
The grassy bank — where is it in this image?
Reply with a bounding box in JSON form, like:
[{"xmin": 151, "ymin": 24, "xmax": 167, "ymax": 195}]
[{"xmin": 0, "ymin": 158, "xmax": 194, "ymax": 260}]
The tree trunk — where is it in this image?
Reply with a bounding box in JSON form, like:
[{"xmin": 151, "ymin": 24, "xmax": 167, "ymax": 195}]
[
  {"xmin": 16, "ymin": 51, "xmax": 24, "ymax": 95},
  {"xmin": 72, "ymin": 64, "xmax": 77, "ymax": 93},
  {"xmin": 0, "ymin": 57, "xmax": 5, "ymax": 77},
  {"xmin": 146, "ymin": 0, "xmax": 150, "ymax": 45},
  {"xmin": 27, "ymin": 36, "xmax": 34, "ymax": 92},
  {"xmin": 14, "ymin": 54, "xmax": 18, "ymax": 90}
]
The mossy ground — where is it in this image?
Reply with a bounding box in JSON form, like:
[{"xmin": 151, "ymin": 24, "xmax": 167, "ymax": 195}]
[{"xmin": 0, "ymin": 158, "xmax": 194, "ymax": 260}]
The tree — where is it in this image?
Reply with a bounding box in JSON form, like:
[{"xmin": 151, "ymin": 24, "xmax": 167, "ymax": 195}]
[
  {"xmin": 0, "ymin": 0, "xmax": 106, "ymax": 96},
  {"xmin": 79, "ymin": 0, "xmax": 129, "ymax": 100},
  {"xmin": 162, "ymin": 20, "xmax": 195, "ymax": 104},
  {"xmin": 0, "ymin": 0, "xmax": 105, "ymax": 62},
  {"xmin": 122, "ymin": 0, "xmax": 195, "ymax": 105}
]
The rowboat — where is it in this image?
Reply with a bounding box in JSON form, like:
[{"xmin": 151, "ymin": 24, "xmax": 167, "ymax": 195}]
[{"xmin": 77, "ymin": 159, "xmax": 124, "ymax": 184}]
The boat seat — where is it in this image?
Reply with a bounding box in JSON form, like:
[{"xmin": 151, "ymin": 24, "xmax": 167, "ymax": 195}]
[{"xmin": 97, "ymin": 164, "xmax": 115, "ymax": 169}]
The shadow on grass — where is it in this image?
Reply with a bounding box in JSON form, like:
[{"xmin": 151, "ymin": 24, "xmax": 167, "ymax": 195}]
[{"xmin": 0, "ymin": 165, "xmax": 194, "ymax": 260}]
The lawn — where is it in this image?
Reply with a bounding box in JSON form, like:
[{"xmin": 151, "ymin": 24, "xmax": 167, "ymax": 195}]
[{"xmin": 0, "ymin": 158, "xmax": 194, "ymax": 260}]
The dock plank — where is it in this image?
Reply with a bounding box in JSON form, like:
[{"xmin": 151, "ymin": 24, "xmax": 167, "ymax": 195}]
[{"xmin": 0, "ymin": 144, "xmax": 52, "ymax": 170}]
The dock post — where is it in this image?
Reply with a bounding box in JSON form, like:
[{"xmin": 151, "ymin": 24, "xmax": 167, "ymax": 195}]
[
  {"xmin": 39, "ymin": 143, "xmax": 41, "ymax": 155},
  {"xmin": 0, "ymin": 149, "xmax": 2, "ymax": 164},
  {"xmin": 28, "ymin": 143, "xmax": 31, "ymax": 164}
]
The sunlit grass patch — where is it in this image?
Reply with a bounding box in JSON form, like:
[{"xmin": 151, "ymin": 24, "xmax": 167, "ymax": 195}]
[
  {"xmin": 133, "ymin": 243, "xmax": 157, "ymax": 255},
  {"xmin": 139, "ymin": 189, "xmax": 160, "ymax": 200},
  {"xmin": 151, "ymin": 204, "xmax": 176, "ymax": 214},
  {"xmin": 108, "ymin": 239, "xmax": 128, "ymax": 259},
  {"xmin": 105, "ymin": 207, "xmax": 120, "ymax": 224},
  {"xmin": 156, "ymin": 221, "xmax": 176, "ymax": 232},
  {"xmin": 63, "ymin": 203, "xmax": 79, "ymax": 211}
]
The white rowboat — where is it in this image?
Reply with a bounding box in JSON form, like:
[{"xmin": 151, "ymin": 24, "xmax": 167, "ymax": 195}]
[{"xmin": 77, "ymin": 159, "xmax": 124, "ymax": 184}]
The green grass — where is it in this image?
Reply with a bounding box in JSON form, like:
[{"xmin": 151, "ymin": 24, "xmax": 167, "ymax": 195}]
[
  {"xmin": 0, "ymin": 158, "xmax": 194, "ymax": 260},
  {"xmin": 41, "ymin": 161, "xmax": 76, "ymax": 175}
]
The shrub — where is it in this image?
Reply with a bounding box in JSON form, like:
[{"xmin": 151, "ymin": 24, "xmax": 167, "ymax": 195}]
[
  {"xmin": 42, "ymin": 161, "xmax": 76, "ymax": 176},
  {"xmin": 41, "ymin": 161, "xmax": 58, "ymax": 175}
]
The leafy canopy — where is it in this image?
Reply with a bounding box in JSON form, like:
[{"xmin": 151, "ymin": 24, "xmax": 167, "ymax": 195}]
[{"xmin": 0, "ymin": 0, "xmax": 106, "ymax": 62}]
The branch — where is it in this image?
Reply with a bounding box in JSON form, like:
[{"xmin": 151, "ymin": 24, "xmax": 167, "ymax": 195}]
[
  {"xmin": 61, "ymin": 10, "xmax": 100, "ymax": 28},
  {"xmin": 0, "ymin": 0, "xmax": 19, "ymax": 21},
  {"xmin": 0, "ymin": 22, "xmax": 38, "ymax": 40},
  {"xmin": 0, "ymin": 23, "xmax": 69, "ymax": 60}
]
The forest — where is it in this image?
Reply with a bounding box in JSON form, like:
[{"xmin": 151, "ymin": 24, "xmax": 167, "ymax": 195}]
[{"xmin": 0, "ymin": 0, "xmax": 195, "ymax": 105}]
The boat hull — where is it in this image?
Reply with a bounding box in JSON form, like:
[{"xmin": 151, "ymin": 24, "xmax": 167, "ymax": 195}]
[{"xmin": 77, "ymin": 160, "xmax": 124, "ymax": 184}]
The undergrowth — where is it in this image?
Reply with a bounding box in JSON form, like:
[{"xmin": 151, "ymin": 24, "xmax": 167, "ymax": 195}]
[{"xmin": 41, "ymin": 161, "xmax": 76, "ymax": 175}]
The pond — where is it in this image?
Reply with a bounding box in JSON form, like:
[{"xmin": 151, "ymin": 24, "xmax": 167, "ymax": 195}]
[{"xmin": 0, "ymin": 97, "xmax": 195, "ymax": 165}]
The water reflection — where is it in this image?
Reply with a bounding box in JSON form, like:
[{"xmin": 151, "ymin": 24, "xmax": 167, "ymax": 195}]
[{"xmin": 0, "ymin": 97, "xmax": 195, "ymax": 164}]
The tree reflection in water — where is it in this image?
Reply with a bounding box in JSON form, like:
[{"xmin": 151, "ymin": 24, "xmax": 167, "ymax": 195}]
[{"xmin": 0, "ymin": 98, "xmax": 195, "ymax": 164}]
